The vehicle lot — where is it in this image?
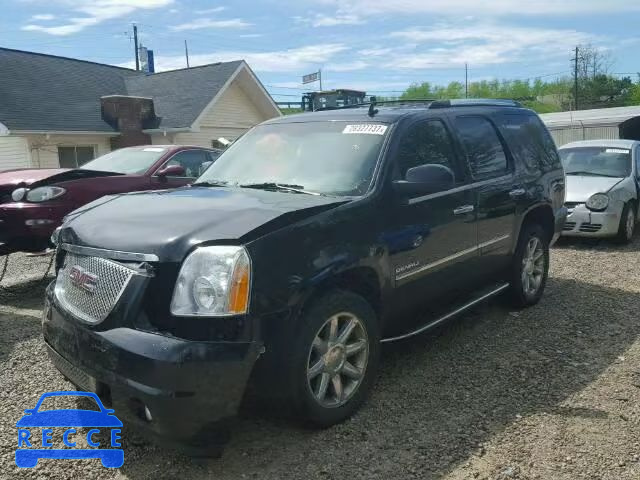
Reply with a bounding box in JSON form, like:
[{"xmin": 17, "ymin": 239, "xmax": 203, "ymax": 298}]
[{"xmin": 1, "ymin": 239, "xmax": 640, "ymax": 480}]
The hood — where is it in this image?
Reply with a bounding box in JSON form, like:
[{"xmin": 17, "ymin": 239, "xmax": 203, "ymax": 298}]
[
  {"xmin": 60, "ymin": 187, "xmax": 349, "ymax": 262},
  {"xmin": 565, "ymin": 175, "xmax": 624, "ymax": 203},
  {"xmin": 0, "ymin": 168, "xmax": 69, "ymax": 189}
]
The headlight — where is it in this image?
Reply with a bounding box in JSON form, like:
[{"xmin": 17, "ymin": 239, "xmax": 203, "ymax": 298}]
[
  {"xmin": 11, "ymin": 188, "xmax": 27, "ymax": 202},
  {"xmin": 586, "ymin": 193, "xmax": 609, "ymax": 211},
  {"xmin": 26, "ymin": 186, "xmax": 66, "ymax": 202},
  {"xmin": 170, "ymin": 246, "xmax": 251, "ymax": 316}
]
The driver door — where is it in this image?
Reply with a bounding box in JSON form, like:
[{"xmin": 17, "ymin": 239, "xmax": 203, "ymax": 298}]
[{"xmin": 153, "ymin": 149, "xmax": 213, "ymax": 189}]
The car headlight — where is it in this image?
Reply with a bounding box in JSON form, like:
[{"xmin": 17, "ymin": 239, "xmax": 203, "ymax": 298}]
[
  {"xmin": 26, "ymin": 186, "xmax": 66, "ymax": 202},
  {"xmin": 11, "ymin": 188, "xmax": 27, "ymax": 202},
  {"xmin": 586, "ymin": 193, "xmax": 609, "ymax": 211},
  {"xmin": 170, "ymin": 245, "xmax": 251, "ymax": 316}
]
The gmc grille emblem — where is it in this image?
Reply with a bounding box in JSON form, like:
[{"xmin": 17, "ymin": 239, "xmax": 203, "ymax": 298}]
[{"xmin": 69, "ymin": 266, "xmax": 98, "ymax": 294}]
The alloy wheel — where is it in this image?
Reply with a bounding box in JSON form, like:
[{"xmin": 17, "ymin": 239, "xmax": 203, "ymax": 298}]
[
  {"xmin": 306, "ymin": 312, "xmax": 369, "ymax": 408},
  {"xmin": 521, "ymin": 236, "xmax": 545, "ymax": 297}
]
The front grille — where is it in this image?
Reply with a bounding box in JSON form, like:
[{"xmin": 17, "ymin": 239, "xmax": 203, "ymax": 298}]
[
  {"xmin": 565, "ymin": 202, "xmax": 583, "ymax": 209},
  {"xmin": 579, "ymin": 223, "xmax": 602, "ymax": 233},
  {"xmin": 54, "ymin": 252, "xmax": 138, "ymax": 324},
  {"xmin": 563, "ymin": 221, "xmax": 576, "ymax": 231}
]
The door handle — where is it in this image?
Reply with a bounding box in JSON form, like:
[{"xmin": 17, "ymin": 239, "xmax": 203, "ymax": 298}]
[
  {"xmin": 453, "ymin": 205, "xmax": 475, "ymax": 215},
  {"xmin": 509, "ymin": 188, "xmax": 526, "ymax": 198}
]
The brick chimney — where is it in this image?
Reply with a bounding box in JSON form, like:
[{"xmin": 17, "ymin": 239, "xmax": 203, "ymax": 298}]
[{"xmin": 100, "ymin": 95, "xmax": 161, "ymax": 149}]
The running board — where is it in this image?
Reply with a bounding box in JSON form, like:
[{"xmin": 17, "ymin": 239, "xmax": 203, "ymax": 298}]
[{"xmin": 380, "ymin": 283, "xmax": 510, "ymax": 343}]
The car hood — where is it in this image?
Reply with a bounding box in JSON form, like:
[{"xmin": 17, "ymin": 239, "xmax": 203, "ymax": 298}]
[
  {"xmin": 60, "ymin": 187, "xmax": 349, "ymax": 262},
  {"xmin": 0, "ymin": 168, "xmax": 122, "ymax": 191},
  {"xmin": 565, "ymin": 175, "xmax": 625, "ymax": 203}
]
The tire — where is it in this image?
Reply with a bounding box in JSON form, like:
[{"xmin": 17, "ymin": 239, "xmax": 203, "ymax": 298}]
[
  {"xmin": 286, "ymin": 290, "xmax": 380, "ymax": 427},
  {"xmin": 615, "ymin": 202, "xmax": 636, "ymax": 244},
  {"xmin": 508, "ymin": 223, "xmax": 550, "ymax": 308}
]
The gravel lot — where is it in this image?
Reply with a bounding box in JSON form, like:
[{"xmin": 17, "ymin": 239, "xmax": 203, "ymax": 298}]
[{"xmin": 1, "ymin": 239, "xmax": 640, "ymax": 480}]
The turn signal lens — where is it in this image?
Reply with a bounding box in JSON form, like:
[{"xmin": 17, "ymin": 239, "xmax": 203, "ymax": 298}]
[{"xmin": 229, "ymin": 254, "xmax": 250, "ymax": 314}]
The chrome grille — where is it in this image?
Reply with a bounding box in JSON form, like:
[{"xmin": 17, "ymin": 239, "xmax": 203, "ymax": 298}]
[{"xmin": 54, "ymin": 252, "xmax": 138, "ymax": 324}]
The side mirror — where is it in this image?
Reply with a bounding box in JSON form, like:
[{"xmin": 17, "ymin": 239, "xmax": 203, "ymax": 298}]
[
  {"xmin": 392, "ymin": 164, "xmax": 455, "ymax": 198},
  {"xmin": 157, "ymin": 164, "xmax": 186, "ymax": 178}
]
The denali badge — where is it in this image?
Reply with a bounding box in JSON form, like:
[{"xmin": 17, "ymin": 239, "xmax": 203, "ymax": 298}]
[{"xmin": 69, "ymin": 266, "xmax": 98, "ymax": 294}]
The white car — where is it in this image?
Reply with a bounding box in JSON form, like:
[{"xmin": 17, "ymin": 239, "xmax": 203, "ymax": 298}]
[{"xmin": 560, "ymin": 139, "xmax": 640, "ymax": 242}]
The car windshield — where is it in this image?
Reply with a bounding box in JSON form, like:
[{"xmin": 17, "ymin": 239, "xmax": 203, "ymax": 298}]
[
  {"xmin": 80, "ymin": 147, "xmax": 167, "ymax": 174},
  {"xmin": 560, "ymin": 147, "xmax": 631, "ymax": 178},
  {"xmin": 196, "ymin": 121, "xmax": 389, "ymax": 196}
]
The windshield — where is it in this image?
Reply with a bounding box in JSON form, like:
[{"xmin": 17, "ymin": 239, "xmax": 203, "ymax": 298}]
[
  {"xmin": 560, "ymin": 147, "xmax": 631, "ymax": 178},
  {"xmin": 80, "ymin": 147, "xmax": 167, "ymax": 174},
  {"xmin": 196, "ymin": 122, "xmax": 389, "ymax": 196}
]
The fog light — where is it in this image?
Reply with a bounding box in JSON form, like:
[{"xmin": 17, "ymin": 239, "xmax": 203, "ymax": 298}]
[
  {"xmin": 25, "ymin": 219, "xmax": 54, "ymax": 226},
  {"xmin": 144, "ymin": 405, "xmax": 153, "ymax": 422}
]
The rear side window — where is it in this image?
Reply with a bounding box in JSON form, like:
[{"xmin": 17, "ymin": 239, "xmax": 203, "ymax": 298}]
[
  {"xmin": 395, "ymin": 119, "xmax": 462, "ymax": 183},
  {"xmin": 454, "ymin": 116, "xmax": 508, "ymax": 179},
  {"xmin": 498, "ymin": 113, "xmax": 561, "ymax": 173}
]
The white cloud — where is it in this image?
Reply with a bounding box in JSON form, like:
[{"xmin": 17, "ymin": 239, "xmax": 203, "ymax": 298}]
[
  {"xmin": 317, "ymin": 0, "xmax": 640, "ymax": 16},
  {"xmin": 195, "ymin": 7, "xmax": 226, "ymax": 14},
  {"xmin": 311, "ymin": 12, "xmax": 364, "ymax": 27},
  {"xmin": 119, "ymin": 43, "xmax": 349, "ymax": 73},
  {"xmin": 358, "ymin": 47, "xmax": 394, "ymax": 57},
  {"xmin": 170, "ymin": 18, "xmax": 251, "ymax": 31},
  {"xmin": 386, "ymin": 24, "xmax": 595, "ymax": 69},
  {"xmin": 239, "ymin": 33, "xmax": 264, "ymax": 38},
  {"xmin": 30, "ymin": 14, "xmax": 56, "ymax": 21},
  {"xmin": 22, "ymin": 0, "xmax": 173, "ymax": 35},
  {"xmin": 326, "ymin": 60, "xmax": 369, "ymax": 72}
]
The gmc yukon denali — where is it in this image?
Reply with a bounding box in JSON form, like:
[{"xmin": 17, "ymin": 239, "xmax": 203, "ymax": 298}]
[{"xmin": 42, "ymin": 99, "xmax": 567, "ymax": 454}]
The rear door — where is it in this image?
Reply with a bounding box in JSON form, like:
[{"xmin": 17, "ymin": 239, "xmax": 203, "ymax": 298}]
[
  {"xmin": 453, "ymin": 115, "xmax": 517, "ymax": 272},
  {"xmin": 386, "ymin": 118, "xmax": 478, "ymax": 313}
]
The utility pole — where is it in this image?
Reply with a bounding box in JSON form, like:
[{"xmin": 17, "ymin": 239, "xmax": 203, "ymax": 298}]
[
  {"xmin": 574, "ymin": 46, "xmax": 579, "ymax": 111},
  {"xmin": 133, "ymin": 24, "xmax": 139, "ymax": 71},
  {"xmin": 319, "ymin": 68, "xmax": 323, "ymax": 91},
  {"xmin": 465, "ymin": 63, "xmax": 469, "ymax": 98},
  {"xmin": 184, "ymin": 39, "xmax": 190, "ymax": 68}
]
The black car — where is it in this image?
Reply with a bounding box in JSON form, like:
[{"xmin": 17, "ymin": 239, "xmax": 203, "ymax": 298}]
[{"xmin": 43, "ymin": 99, "xmax": 567, "ymax": 453}]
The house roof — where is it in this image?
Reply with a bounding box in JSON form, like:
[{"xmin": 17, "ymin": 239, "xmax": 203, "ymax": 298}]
[
  {"xmin": 0, "ymin": 48, "xmax": 262, "ymax": 133},
  {"xmin": 540, "ymin": 106, "xmax": 640, "ymax": 128}
]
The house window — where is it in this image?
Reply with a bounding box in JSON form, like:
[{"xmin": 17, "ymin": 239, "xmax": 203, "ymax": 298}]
[{"xmin": 58, "ymin": 146, "xmax": 96, "ymax": 168}]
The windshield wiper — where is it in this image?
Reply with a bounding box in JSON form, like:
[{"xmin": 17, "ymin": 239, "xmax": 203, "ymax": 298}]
[
  {"xmin": 238, "ymin": 182, "xmax": 322, "ymax": 196},
  {"xmin": 566, "ymin": 171, "xmax": 623, "ymax": 178},
  {"xmin": 190, "ymin": 180, "xmax": 230, "ymax": 187}
]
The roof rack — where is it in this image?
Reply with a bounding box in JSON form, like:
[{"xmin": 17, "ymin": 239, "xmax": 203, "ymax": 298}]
[{"xmin": 314, "ymin": 97, "xmax": 523, "ymax": 116}]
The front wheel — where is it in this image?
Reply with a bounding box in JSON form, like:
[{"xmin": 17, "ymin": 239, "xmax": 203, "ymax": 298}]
[
  {"xmin": 287, "ymin": 290, "xmax": 380, "ymax": 427},
  {"xmin": 508, "ymin": 223, "xmax": 550, "ymax": 307},
  {"xmin": 615, "ymin": 203, "xmax": 636, "ymax": 244}
]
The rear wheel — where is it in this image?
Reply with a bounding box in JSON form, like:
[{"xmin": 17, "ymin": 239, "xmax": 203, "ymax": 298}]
[
  {"xmin": 287, "ymin": 290, "xmax": 380, "ymax": 427},
  {"xmin": 615, "ymin": 203, "xmax": 636, "ymax": 244},
  {"xmin": 508, "ymin": 223, "xmax": 549, "ymax": 307}
]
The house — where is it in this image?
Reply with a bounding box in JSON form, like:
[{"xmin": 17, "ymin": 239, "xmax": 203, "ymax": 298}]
[
  {"xmin": 0, "ymin": 48, "xmax": 281, "ymax": 170},
  {"xmin": 540, "ymin": 106, "xmax": 640, "ymax": 147}
]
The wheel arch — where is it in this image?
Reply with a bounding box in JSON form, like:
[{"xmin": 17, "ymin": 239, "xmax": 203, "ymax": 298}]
[{"xmin": 512, "ymin": 203, "xmax": 555, "ymax": 251}]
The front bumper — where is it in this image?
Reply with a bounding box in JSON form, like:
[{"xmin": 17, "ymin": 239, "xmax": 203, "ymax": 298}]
[
  {"xmin": 0, "ymin": 202, "xmax": 69, "ymax": 253},
  {"xmin": 561, "ymin": 204, "xmax": 621, "ymax": 238},
  {"xmin": 42, "ymin": 284, "xmax": 262, "ymax": 450}
]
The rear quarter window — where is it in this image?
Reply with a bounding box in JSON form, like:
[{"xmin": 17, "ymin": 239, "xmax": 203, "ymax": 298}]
[{"xmin": 497, "ymin": 113, "xmax": 561, "ymax": 174}]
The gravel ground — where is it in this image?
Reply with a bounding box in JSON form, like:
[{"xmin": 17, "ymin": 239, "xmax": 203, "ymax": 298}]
[{"xmin": 1, "ymin": 239, "xmax": 640, "ymax": 480}]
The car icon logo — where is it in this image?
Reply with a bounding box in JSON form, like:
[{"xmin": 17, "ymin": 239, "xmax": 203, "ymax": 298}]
[
  {"xmin": 15, "ymin": 391, "xmax": 124, "ymax": 468},
  {"xmin": 69, "ymin": 266, "xmax": 98, "ymax": 294}
]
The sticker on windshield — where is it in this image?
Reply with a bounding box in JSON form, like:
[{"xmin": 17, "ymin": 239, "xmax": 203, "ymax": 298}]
[
  {"xmin": 605, "ymin": 148, "xmax": 629, "ymax": 154},
  {"xmin": 142, "ymin": 147, "xmax": 165, "ymax": 152},
  {"xmin": 343, "ymin": 124, "xmax": 388, "ymax": 135}
]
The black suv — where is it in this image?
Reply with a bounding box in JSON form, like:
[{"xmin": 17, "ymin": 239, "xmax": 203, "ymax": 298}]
[{"xmin": 43, "ymin": 99, "xmax": 567, "ymax": 453}]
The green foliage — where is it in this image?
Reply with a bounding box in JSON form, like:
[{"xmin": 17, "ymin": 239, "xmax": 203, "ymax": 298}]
[{"xmin": 279, "ymin": 107, "xmax": 304, "ymax": 115}]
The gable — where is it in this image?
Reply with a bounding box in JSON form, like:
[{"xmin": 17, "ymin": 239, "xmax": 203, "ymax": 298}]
[{"xmin": 201, "ymin": 80, "xmax": 267, "ymax": 129}]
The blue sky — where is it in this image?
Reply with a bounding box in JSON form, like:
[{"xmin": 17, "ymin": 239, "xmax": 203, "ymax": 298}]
[{"xmin": 2, "ymin": 1, "xmax": 639, "ymax": 102}]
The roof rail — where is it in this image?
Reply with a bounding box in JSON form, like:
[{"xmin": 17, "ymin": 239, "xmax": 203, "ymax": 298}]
[{"xmin": 429, "ymin": 99, "xmax": 523, "ymax": 109}]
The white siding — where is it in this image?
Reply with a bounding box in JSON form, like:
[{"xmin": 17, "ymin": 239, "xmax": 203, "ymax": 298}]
[
  {"xmin": 0, "ymin": 136, "xmax": 30, "ymax": 170},
  {"xmin": 157, "ymin": 80, "xmax": 269, "ymax": 148},
  {"xmin": 24, "ymin": 134, "xmax": 113, "ymax": 168},
  {"xmin": 549, "ymin": 125, "xmax": 620, "ymax": 147}
]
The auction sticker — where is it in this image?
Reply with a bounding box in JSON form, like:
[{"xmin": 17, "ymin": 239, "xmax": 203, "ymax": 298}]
[
  {"xmin": 343, "ymin": 124, "xmax": 388, "ymax": 135},
  {"xmin": 605, "ymin": 148, "xmax": 629, "ymax": 154}
]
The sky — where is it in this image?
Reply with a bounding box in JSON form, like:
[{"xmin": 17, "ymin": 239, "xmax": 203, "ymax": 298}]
[{"xmin": 1, "ymin": 0, "xmax": 639, "ymax": 103}]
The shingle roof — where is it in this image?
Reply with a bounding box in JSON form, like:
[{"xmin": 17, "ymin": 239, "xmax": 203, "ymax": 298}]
[{"xmin": 0, "ymin": 48, "xmax": 244, "ymax": 132}]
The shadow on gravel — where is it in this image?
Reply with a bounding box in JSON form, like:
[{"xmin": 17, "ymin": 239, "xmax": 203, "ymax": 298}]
[
  {"xmin": 118, "ymin": 276, "xmax": 640, "ymax": 480},
  {"xmin": 0, "ymin": 310, "xmax": 41, "ymax": 366},
  {"xmin": 0, "ymin": 279, "xmax": 49, "ymax": 311},
  {"xmin": 553, "ymin": 235, "xmax": 640, "ymax": 252}
]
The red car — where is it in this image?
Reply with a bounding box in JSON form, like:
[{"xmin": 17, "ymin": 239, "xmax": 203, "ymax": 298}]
[{"xmin": 0, "ymin": 145, "xmax": 220, "ymax": 255}]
